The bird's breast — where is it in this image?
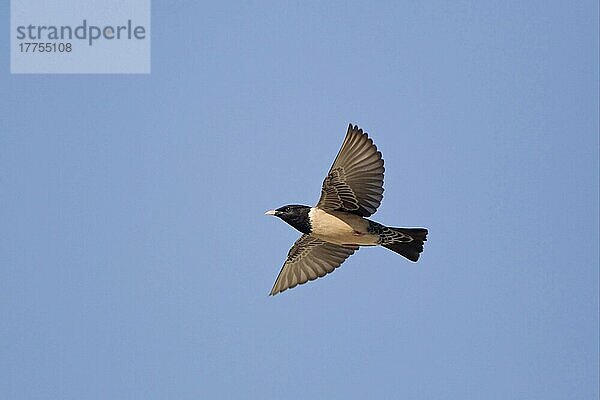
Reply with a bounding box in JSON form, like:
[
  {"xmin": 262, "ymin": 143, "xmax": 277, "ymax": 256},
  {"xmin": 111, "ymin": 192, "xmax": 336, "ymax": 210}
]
[{"xmin": 308, "ymin": 208, "xmax": 378, "ymax": 246}]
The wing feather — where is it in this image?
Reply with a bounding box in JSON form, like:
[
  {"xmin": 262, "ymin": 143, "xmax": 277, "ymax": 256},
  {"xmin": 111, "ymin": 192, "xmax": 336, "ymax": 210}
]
[
  {"xmin": 270, "ymin": 235, "xmax": 357, "ymax": 295},
  {"xmin": 316, "ymin": 124, "xmax": 384, "ymax": 217}
]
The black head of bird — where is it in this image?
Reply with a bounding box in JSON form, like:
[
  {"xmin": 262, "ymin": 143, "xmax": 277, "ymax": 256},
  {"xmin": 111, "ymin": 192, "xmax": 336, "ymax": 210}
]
[{"xmin": 265, "ymin": 205, "xmax": 311, "ymax": 234}]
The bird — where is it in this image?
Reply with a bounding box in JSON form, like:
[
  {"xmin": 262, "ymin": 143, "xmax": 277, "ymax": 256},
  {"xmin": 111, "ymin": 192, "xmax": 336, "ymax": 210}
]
[{"xmin": 265, "ymin": 123, "xmax": 428, "ymax": 296}]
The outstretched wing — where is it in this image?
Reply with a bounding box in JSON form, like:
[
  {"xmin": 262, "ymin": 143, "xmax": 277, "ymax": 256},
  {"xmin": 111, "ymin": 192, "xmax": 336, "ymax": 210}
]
[
  {"xmin": 316, "ymin": 124, "xmax": 384, "ymax": 217},
  {"xmin": 270, "ymin": 235, "xmax": 357, "ymax": 296}
]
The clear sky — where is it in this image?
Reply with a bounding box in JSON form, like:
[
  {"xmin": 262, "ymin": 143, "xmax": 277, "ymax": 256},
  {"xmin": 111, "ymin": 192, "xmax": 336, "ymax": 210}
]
[{"xmin": 1, "ymin": 1, "xmax": 598, "ymax": 399}]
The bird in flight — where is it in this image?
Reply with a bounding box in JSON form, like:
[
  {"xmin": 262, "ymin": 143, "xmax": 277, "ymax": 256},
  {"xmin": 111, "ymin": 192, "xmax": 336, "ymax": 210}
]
[{"xmin": 265, "ymin": 124, "xmax": 428, "ymax": 296}]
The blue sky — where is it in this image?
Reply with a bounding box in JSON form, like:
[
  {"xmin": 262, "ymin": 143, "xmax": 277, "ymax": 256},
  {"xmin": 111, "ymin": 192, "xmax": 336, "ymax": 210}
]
[{"xmin": 1, "ymin": 1, "xmax": 598, "ymax": 399}]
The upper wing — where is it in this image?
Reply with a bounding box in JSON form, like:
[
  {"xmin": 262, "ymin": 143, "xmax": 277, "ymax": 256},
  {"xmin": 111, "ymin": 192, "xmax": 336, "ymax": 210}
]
[
  {"xmin": 270, "ymin": 234, "xmax": 357, "ymax": 296},
  {"xmin": 316, "ymin": 124, "xmax": 384, "ymax": 217}
]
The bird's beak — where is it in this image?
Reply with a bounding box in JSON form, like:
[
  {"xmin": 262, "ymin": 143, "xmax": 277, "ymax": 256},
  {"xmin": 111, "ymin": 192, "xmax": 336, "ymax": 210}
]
[{"xmin": 265, "ymin": 210, "xmax": 277, "ymax": 216}]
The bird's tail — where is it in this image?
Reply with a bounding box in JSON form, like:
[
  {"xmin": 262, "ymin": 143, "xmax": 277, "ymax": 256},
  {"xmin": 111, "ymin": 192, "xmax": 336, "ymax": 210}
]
[{"xmin": 383, "ymin": 228, "xmax": 428, "ymax": 262}]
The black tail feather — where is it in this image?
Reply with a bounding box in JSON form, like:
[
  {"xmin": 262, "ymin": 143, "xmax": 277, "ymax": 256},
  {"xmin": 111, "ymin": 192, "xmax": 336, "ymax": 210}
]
[{"xmin": 383, "ymin": 228, "xmax": 428, "ymax": 262}]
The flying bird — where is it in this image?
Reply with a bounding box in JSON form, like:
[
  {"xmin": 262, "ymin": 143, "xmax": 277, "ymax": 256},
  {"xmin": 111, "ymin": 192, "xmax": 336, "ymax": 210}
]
[{"xmin": 265, "ymin": 124, "xmax": 427, "ymax": 295}]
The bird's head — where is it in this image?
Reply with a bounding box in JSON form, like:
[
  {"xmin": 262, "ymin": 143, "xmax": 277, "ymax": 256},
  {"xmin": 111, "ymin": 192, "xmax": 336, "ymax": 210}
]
[{"xmin": 265, "ymin": 205, "xmax": 311, "ymax": 234}]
